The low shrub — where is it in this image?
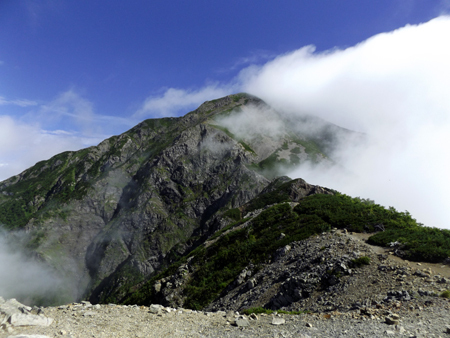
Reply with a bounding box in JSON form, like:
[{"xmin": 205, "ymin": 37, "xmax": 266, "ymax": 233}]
[
  {"xmin": 351, "ymin": 256, "xmax": 371, "ymax": 267},
  {"xmin": 440, "ymin": 290, "xmax": 450, "ymax": 299}
]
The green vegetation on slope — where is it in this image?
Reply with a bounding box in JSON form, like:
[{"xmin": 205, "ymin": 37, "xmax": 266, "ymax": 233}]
[
  {"xmin": 124, "ymin": 187, "xmax": 450, "ymax": 310},
  {"xmin": 295, "ymin": 193, "xmax": 450, "ymax": 263},
  {"xmin": 249, "ymin": 138, "xmax": 326, "ymax": 179},
  {"xmin": 0, "ymin": 116, "xmax": 181, "ymax": 230},
  {"xmin": 243, "ymin": 178, "xmax": 293, "ymax": 212},
  {"xmin": 124, "ymin": 203, "xmax": 330, "ymax": 309},
  {"xmin": 0, "ymin": 150, "xmax": 91, "ymax": 229}
]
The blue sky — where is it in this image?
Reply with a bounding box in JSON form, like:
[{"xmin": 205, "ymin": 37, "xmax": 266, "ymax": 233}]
[
  {"xmin": 1, "ymin": 1, "xmax": 445, "ymax": 126},
  {"xmin": 1, "ymin": 0, "xmax": 450, "ymax": 228}
]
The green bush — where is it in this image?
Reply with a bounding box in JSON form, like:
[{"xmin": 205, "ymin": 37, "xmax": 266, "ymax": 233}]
[
  {"xmin": 351, "ymin": 256, "xmax": 371, "ymax": 267},
  {"xmin": 440, "ymin": 290, "xmax": 450, "ymax": 299},
  {"xmin": 223, "ymin": 208, "xmax": 241, "ymax": 221}
]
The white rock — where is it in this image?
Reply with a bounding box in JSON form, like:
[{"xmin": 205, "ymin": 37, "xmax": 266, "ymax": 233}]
[
  {"xmin": 8, "ymin": 313, "xmax": 53, "ymax": 327},
  {"xmin": 149, "ymin": 304, "xmax": 164, "ymax": 314},
  {"xmin": 235, "ymin": 315, "xmax": 249, "ymax": 327},
  {"xmin": 271, "ymin": 317, "xmax": 285, "ymax": 325}
]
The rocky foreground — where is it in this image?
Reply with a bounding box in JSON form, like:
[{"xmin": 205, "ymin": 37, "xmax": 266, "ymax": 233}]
[
  {"xmin": 1, "ymin": 296, "xmax": 450, "ymax": 338},
  {"xmin": 2, "ymin": 230, "xmax": 450, "ymax": 337}
]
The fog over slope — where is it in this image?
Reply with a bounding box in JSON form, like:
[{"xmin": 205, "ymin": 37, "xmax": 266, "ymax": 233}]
[
  {"xmin": 0, "ymin": 229, "xmax": 76, "ymax": 305},
  {"xmin": 238, "ymin": 16, "xmax": 450, "ymax": 229}
]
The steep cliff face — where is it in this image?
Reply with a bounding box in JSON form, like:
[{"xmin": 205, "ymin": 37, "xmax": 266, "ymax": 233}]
[{"xmin": 0, "ymin": 93, "xmax": 344, "ymax": 304}]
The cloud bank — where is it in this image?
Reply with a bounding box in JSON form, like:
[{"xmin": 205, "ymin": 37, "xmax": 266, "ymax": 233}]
[
  {"xmin": 0, "ymin": 229, "xmax": 75, "ymax": 305},
  {"xmin": 239, "ymin": 16, "xmax": 450, "ymax": 229}
]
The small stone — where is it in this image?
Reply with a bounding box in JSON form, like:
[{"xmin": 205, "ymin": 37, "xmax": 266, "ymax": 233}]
[
  {"xmin": 396, "ymin": 325, "xmax": 406, "ymax": 334},
  {"xmin": 149, "ymin": 304, "xmax": 164, "ymax": 314},
  {"xmin": 1, "ymin": 323, "xmax": 14, "ymax": 333},
  {"xmin": 306, "ymin": 322, "xmax": 313, "ymax": 328},
  {"xmin": 385, "ymin": 316, "xmax": 399, "ymax": 325},
  {"xmin": 225, "ymin": 310, "xmax": 235, "ymax": 322},
  {"xmin": 249, "ymin": 313, "xmax": 258, "ymax": 320},
  {"xmin": 8, "ymin": 313, "xmax": 53, "ymax": 327},
  {"xmin": 235, "ymin": 315, "xmax": 249, "ymax": 327},
  {"xmin": 385, "ymin": 330, "xmax": 396, "ymax": 335},
  {"xmin": 390, "ymin": 313, "xmax": 400, "ymax": 320},
  {"xmin": 271, "ymin": 317, "xmax": 285, "ymax": 325}
]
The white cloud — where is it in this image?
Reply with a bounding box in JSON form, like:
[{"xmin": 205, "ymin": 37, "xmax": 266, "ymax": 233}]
[
  {"xmin": 134, "ymin": 85, "xmax": 235, "ymax": 118},
  {"xmin": 0, "ymin": 89, "xmax": 139, "ymax": 181},
  {"xmin": 236, "ymin": 15, "xmax": 450, "ymax": 229},
  {"xmin": 0, "ymin": 96, "xmax": 38, "ymax": 107},
  {"xmin": 0, "ymin": 115, "xmax": 100, "ymax": 181},
  {"xmin": 32, "ymin": 89, "xmax": 135, "ymax": 137},
  {"xmin": 38, "ymin": 89, "xmax": 98, "ymax": 135},
  {"xmin": 0, "ymin": 228, "xmax": 77, "ymax": 305}
]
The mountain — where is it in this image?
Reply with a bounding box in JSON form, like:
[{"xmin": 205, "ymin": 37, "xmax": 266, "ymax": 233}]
[
  {"xmin": 1, "ymin": 93, "xmax": 449, "ymax": 311},
  {"xmin": 0, "ymin": 94, "xmax": 340, "ymax": 304}
]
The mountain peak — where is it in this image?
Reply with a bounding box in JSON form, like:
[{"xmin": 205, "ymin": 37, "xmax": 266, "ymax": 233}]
[{"xmin": 0, "ymin": 94, "xmax": 351, "ymax": 306}]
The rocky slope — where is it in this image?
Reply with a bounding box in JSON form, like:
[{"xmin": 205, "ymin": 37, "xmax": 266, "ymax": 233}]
[
  {"xmin": 127, "ymin": 191, "xmax": 450, "ymax": 312},
  {"xmin": 0, "ymin": 93, "xmax": 347, "ymax": 305},
  {"xmin": 2, "ymin": 230, "xmax": 450, "ymax": 338}
]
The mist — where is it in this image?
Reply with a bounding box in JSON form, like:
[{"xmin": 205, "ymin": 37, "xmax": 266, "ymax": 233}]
[
  {"xmin": 236, "ymin": 16, "xmax": 450, "ymax": 229},
  {"xmin": 0, "ymin": 228, "xmax": 77, "ymax": 306}
]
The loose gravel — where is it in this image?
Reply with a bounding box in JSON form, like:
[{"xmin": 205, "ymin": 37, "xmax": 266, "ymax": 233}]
[{"xmin": 2, "ymin": 297, "xmax": 450, "ymax": 338}]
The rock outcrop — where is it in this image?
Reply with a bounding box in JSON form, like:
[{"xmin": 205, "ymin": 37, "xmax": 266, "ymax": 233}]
[{"xmin": 0, "ymin": 297, "xmax": 53, "ymax": 335}]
